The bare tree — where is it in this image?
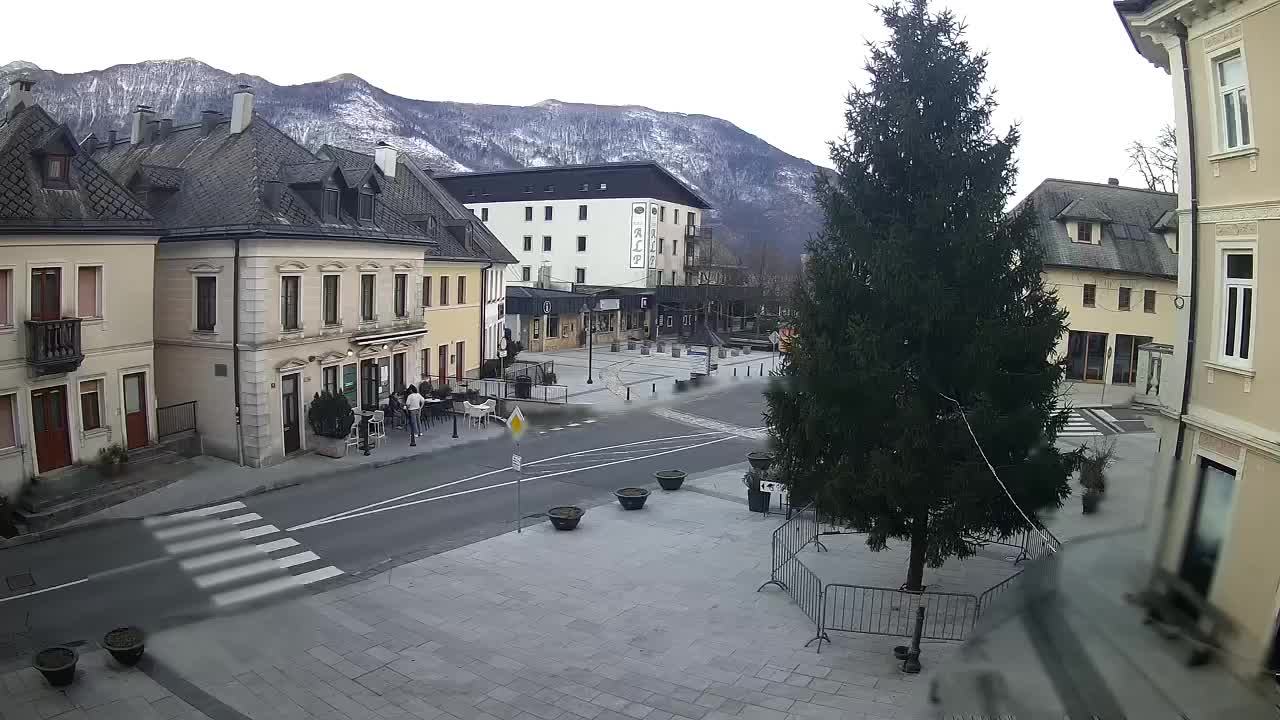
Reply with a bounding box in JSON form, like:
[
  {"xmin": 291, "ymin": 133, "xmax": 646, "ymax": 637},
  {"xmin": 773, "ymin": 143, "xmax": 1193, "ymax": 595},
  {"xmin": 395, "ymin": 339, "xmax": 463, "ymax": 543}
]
[{"xmin": 1127, "ymin": 124, "xmax": 1177, "ymax": 192}]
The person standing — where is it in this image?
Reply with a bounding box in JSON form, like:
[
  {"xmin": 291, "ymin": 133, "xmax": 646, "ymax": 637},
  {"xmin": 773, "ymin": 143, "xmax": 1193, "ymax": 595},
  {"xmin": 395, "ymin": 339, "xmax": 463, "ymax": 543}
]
[{"xmin": 404, "ymin": 384, "xmax": 425, "ymax": 446}]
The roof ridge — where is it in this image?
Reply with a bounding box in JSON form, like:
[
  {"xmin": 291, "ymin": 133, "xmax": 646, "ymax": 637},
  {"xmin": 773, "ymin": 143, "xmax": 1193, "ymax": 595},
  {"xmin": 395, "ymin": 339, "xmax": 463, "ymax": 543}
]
[{"xmin": 1042, "ymin": 177, "xmax": 1175, "ymax": 196}]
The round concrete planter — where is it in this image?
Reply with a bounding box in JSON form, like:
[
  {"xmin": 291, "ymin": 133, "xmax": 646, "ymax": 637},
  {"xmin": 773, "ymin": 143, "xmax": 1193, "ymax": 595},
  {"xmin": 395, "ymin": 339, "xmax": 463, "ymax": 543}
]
[
  {"xmin": 671, "ymin": 347, "xmax": 682, "ymax": 358},
  {"xmin": 627, "ymin": 340, "xmax": 636, "ymax": 350},
  {"xmin": 614, "ymin": 488, "xmax": 650, "ymax": 510},
  {"xmin": 103, "ymin": 626, "xmax": 145, "ymax": 666},
  {"xmin": 547, "ymin": 506, "xmax": 584, "ymax": 531},
  {"xmin": 655, "ymin": 470, "xmax": 686, "ymax": 491},
  {"xmin": 747, "ymin": 451, "xmax": 775, "ymax": 471},
  {"xmin": 33, "ymin": 647, "xmax": 77, "ymax": 687}
]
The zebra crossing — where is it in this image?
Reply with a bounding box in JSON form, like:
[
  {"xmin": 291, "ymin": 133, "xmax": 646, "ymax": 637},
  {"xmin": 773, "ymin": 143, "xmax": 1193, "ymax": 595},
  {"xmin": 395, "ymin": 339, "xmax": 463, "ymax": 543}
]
[
  {"xmin": 1056, "ymin": 404, "xmax": 1105, "ymax": 438},
  {"xmin": 143, "ymin": 501, "xmax": 343, "ymax": 609}
]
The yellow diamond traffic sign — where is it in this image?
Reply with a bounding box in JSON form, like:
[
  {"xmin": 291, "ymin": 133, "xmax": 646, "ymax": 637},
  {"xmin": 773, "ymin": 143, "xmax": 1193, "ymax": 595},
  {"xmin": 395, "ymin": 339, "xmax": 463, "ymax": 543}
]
[{"xmin": 508, "ymin": 405, "xmax": 528, "ymax": 440}]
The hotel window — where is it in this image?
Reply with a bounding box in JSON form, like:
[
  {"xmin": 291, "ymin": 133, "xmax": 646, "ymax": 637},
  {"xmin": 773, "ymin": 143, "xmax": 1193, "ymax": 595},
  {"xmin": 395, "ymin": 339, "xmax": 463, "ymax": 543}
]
[
  {"xmin": 658, "ymin": 238, "xmax": 665, "ymax": 254},
  {"xmin": 542, "ymin": 236, "xmax": 552, "ymax": 252},
  {"xmin": 361, "ymin": 274, "xmax": 376, "ymax": 321},
  {"xmin": 1221, "ymin": 251, "xmax": 1254, "ymax": 365},
  {"xmin": 323, "ymin": 275, "xmax": 339, "ymax": 325},
  {"xmin": 577, "ymin": 236, "xmax": 587, "ymax": 252},
  {"xmin": 524, "ymin": 206, "xmax": 533, "ymax": 221},
  {"xmin": 481, "ymin": 207, "xmax": 489, "ymax": 221},
  {"xmin": 78, "ymin": 266, "xmax": 102, "ymax": 318},
  {"xmin": 1118, "ymin": 286, "xmax": 1131, "ymax": 311},
  {"xmin": 521, "ymin": 266, "xmax": 531, "ymax": 282},
  {"xmin": 578, "ymin": 204, "xmax": 587, "ymax": 221},
  {"xmin": 281, "ymin": 275, "xmax": 300, "ymax": 330},
  {"xmin": 674, "ymin": 209, "xmax": 680, "ymax": 225},
  {"xmin": 80, "ymin": 379, "xmax": 103, "ymax": 431},
  {"xmin": 673, "ymin": 239, "xmax": 678, "ymax": 256},
  {"xmin": 357, "ymin": 189, "xmax": 374, "ymax": 221},
  {"xmin": 1083, "ymin": 283, "xmax": 1096, "ymax": 308},
  {"xmin": 523, "ymin": 235, "xmax": 532, "ymax": 251},
  {"xmin": 1144, "ymin": 289, "xmax": 1157, "ymax": 314},
  {"xmin": 1216, "ymin": 53, "xmax": 1251, "ymax": 150},
  {"xmin": 576, "ymin": 268, "xmax": 586, "ymax": 284},
  {"xmin": 440, "ymin": 276, "xmax": 450, "ymax": 306},
  {"xmin": 544, "ymin": 206, "xmax": 553, "ymax": 221},
  {"xmin": 394, "ymin": 273, "xmax": 408, "ymax": 318},
  {"xmin": 457, "ymin": 276, "xmax": 466, "ymax": 304},
  {"xmin": 0, "ymin": 394, "xmax": 16, "ymax": 450},
  {"xmin": 322, "ymin": 366, "xmax": 339, "ymax": 395},
  {"xmin": 0, "ymin": 269, "xmax": 10, "ymax": 327},
  {"xmin": 197, "ymin": 276, "xmax": 218, "ymax": 331},
  {"xmin": 422, "ymin": 276, "xmax": 432, "ymax": 308},
  {"xmin": 660, "ymin": 206, "xmax": 665, "ymax": 222}
]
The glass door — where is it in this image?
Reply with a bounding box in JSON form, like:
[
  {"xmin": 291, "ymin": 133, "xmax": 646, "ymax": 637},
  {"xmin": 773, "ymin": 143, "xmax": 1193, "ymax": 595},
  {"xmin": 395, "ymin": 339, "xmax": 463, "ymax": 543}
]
[
  {"xmin": 1179, "ymin": 458, "xmax": 1236, "ymax": 598},
  {"xmin": 1112, "ymin": 335, "xmax": 1153, "ymax": 385}
]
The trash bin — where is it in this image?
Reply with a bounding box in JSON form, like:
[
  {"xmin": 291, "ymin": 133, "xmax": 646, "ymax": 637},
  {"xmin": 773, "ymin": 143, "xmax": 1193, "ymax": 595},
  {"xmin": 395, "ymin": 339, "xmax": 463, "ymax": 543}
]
[{"xmin": 514, "ymin": 375, "xmax": 533, "ymax": 399}]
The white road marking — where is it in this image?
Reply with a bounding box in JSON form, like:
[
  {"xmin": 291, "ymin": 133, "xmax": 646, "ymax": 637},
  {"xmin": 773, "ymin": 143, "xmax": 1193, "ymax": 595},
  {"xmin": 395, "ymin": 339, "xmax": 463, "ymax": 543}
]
[
  {"xmin": 194, "ymin": 559, "xmax": 281, "ymax": 589},
  {"xmin": 152, "ymin": 520, "xmax": 224, "ymax": 541},
  {"xmin": 143, "ymin": 501, "xmax": 246, "ymax": 527},
  {"xmin": 567, "ymin": 423, "xmax": 581, "ymax": 427},
  {"xmin": 1096, "ymin": 410, "xmax": 1119, "ymax": 424},
  {"xmin": 295, "ymin": 566, "xmax": 345, "ymax": 585},
  {"xmin": 0, "ymin": 578, "xmax": 89, "ymax": 604},
  {"xmin": 289, "ymin": 435, "xmax": 737, "ymax": 531},
  {"xmin": 275, "ymin": 551, "xmax": 320, "ymax": 569},
  {"xmin": 211, "ymin": 576, "xmax": 303, "ymax": 607},
  {"xmin": 288, "ymin": 431, "xmax": 726, "ymax": 531},
  {"xmin": 583, "ymin": 419, "xmax": 597, "ymax": 424},
  {"xmin": 239, "ymin": 524, "xmax": 279, "ymax": 540},
  {"xmin": 165, "ymin": 531, "xmax": 243, "ymax": 556},
  {"xmin": 255, "ymin": 538, "xmax": 300, "ymax": 553},
  {"xmin": 180, "ymin": 546, "xmax": 264, "ymax": 571},
  {"xmin": 223, "ymin": 513, "xmax": 263, "ymax": 526},
  {"xmin": 551, "ymin": 427, "xmax": 564, "ymax": 431}
]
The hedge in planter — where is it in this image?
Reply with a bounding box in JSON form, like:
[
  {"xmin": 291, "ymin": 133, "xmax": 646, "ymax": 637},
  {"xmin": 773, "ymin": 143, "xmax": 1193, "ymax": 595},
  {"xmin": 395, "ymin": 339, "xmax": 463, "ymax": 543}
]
[
  {"xmin": 307, "ymin": 390, "xmax": 355, "ymax": 457},
  {"xmin": 97, "ymin": 443, "xmax": 129, "ymax": 478}
]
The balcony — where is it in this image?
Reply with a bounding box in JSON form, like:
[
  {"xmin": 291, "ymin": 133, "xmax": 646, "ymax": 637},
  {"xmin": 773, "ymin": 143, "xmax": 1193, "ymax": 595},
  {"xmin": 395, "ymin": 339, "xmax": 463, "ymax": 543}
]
[
  {"xmin": 684, "ymin": 254, "xmax": 697, "ymax": 269},
  {"xmin": 25, "ymin": 318, "xmax": 84, "ymax": 375},
  {"xmin": 684, "ymin": 225, "xmax": 712, "ymax": 242}
]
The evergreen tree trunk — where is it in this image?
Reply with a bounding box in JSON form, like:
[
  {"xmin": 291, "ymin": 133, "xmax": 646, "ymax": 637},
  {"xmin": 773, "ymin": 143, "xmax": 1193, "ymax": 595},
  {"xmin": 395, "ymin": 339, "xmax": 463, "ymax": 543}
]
[{"xmin": 905, "ymin": 511, "xmax": 928, "ymax": 592}]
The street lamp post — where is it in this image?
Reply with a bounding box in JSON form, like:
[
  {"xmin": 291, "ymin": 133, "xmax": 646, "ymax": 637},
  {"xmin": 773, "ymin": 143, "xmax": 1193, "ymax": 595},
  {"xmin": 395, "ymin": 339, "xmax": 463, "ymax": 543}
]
[{"xmin": 582, "ymin": 303, "xmax": 594, "ymax": 385}]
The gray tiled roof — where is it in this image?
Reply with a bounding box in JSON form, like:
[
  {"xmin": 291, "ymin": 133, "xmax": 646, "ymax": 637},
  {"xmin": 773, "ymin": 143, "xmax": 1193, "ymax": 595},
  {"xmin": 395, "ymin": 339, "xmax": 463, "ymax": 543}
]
[
  {"xmin": 92, "ymin": 116, "xmax": 425, "ymax": 242},
  {"xmin": 1054, "ymin": 197, "xmax": 1112, "ymax": 223},
  {"xmin": 1019, "ymin": 178, "xmax": 1177, "ymax": 279},
  {"xmin": 0, "ymin": 105, "xmax": 153, "ymax": 230},
  {"xmin": 319, "ymin": 144, "xmax": 516, "ymax": 265}
]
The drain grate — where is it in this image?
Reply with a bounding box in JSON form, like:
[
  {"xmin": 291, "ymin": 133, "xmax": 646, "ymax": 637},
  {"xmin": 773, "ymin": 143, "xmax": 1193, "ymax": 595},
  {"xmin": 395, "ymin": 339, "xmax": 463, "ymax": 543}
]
[{"xmin": 5, "ymin": 573, "xmax": 35, "ymax": 591}]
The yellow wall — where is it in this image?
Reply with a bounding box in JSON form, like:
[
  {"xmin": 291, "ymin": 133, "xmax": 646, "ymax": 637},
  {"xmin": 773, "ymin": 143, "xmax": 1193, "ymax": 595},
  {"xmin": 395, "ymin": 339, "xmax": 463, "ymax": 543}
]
[
  {"xmin": 421, "ymin": 262, "xmax": 483, "ymax": 383},
  {"xmin": 1044, "ymin": 267, "xmax": 1177, "ymax": 383}
]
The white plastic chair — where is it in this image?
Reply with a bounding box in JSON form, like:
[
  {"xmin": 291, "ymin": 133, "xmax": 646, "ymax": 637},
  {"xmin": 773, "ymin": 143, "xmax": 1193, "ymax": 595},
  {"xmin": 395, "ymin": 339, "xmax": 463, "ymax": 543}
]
[
  {"xmin": 463, "ymin": 401, "xmax": 486, "ymax": 429},
  {"xmin": 368, "ymin": 410, "xmax": 386, "ymax": 444},
  {"xmin": 344, "ymin": 419, "xmax": 360, "ymax": 455},
  {"xmin": 481, "ymin": 399, "xmax": 497, "ymax": 427}
]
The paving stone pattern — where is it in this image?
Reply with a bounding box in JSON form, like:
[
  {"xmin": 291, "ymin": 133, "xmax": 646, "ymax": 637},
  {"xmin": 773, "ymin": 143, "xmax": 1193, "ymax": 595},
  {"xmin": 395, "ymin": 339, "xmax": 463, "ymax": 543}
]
[{"xmin": 5, "ymin": 472, "xmax": 951, "ymax": 720}]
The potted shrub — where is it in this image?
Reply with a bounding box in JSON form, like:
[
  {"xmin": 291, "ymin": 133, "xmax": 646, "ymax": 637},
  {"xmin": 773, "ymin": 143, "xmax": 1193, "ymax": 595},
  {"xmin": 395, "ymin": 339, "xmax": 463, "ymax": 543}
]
[
  {"xmin": 544, "ymin": 371, "xmax": 558, "ymax": 385},
  {"xmin": 672, "ymin": 346, "xmax": 682, "ymax": 358},
  {"xmin": 627, "ymin": 340, "xmax": 636, "ymax": 350},
  {"xmin": 744, "ymin": 468, "xmax": 771, "ymax": 513},
  {"xmin": 641, "ymin": 343, "xmax": 651, "ymax": 356},
  {"xmin": 1082, "ymin": 488, "xmax": 1101, "ymax": 514},
  {"xmin": 547, "ymin": 506, "xmax": 584, "ymax": 530},
  {"xmin": 307, "ymin": 390, "xmax": 355, "ymax": 458},
  {"xmin": 103, "ymin": 626, "xmax": 145, "ymax": 666},
  {"xmin": 655, "ymin": 470, "xmax": 686, "ymax": 491},
  {"xmin": 33, "ymin": 646, "xmax": 78, "ymax": 686},
  {"xmin": 96, "ymin": 443, "xmax": 129, "ymax": 477},
  {"xmin": 657, "ymin": 341, "xmax": 667, "ymax": 352},
  {"xmin": 465, "ymin": 388, "xmax": 481, "ymax": 404},
  {"xmin": 433, "ymin": 383, "xmax": 453, "ymax": 400},
  {"xmin": 610, "ymin": 341, "xmax": 620, "ymax": 352},
  {"xmin": 614, "ymin": 487, "xmax": 650, "ymax": 510},
  {"xmin": 1079, "ymin": 440, "xmax": 1115, "ymax": 495}
]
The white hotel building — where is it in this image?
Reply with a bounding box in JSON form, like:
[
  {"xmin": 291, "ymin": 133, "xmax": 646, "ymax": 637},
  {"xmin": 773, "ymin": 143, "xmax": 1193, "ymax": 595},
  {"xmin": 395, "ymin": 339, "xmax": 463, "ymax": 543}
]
[{"xmin": 437, "ymin": 162, "xmax": 713, "ymax": 290}]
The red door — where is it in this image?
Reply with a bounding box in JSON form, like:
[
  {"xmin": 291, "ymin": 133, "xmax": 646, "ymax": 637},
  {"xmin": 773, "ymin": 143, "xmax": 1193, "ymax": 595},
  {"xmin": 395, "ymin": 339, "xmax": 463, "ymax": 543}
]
[
  {"xmin": 438, "ymin": 345, "xmax": 447, "ymax": 386},
  {"xmin": 31, "ymin": 386, "xmax": 71, "ymax": 472},
  {"xmin": 123, "ymin": 372, "xmax": 149, "ymax": 450},
  {"xmin": 455, "ymin": 341, "xmax": 464, "ymax": 382},
  {"xmin": 30, "ymin": 268, "xmax": 61, "ymax": 320}
]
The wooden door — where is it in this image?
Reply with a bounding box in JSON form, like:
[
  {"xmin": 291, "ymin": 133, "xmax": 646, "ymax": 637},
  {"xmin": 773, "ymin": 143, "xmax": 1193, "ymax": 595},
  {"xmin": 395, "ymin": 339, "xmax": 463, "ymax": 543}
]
[
  {"xmin": 31, "ymin": 386, "xmax": 71, "ymax": 472},
  {"xmin": 123, "ymin": 372, "xmax": 149, "ymax": 450},
  {"xmin": 438, "ymin": 345, "xmax": 448, "ymax": 386},
  {"xmin": 281, "ymin": 373, "xmax": 300, "ymax": 454},
  {"xmin": 30, "ymin": 268, "xmax": 61, "ymax": 320}
]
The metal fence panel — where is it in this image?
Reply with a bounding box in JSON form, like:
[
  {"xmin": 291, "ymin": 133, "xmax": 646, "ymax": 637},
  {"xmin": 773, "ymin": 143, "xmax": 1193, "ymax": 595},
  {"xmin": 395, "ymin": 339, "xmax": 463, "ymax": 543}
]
[
  {"xmin": 156, "ymin": 401, "xmax": 197, "ymax": 438},
  {"xmin": 823, "ymin": 584, "xmax": 979, "ymax": 641}
]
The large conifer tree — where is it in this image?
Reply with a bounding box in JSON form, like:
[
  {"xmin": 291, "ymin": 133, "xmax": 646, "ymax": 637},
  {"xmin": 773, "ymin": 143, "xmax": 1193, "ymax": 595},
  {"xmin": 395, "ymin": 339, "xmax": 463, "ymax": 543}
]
[{"xmin": 765, "ymin": 0, "xmax": 1075, "ymax": 591}]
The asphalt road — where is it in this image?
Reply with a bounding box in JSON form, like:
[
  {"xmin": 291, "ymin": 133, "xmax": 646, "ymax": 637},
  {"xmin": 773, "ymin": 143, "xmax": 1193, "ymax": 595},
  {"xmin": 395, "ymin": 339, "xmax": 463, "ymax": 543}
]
[{"xmin": 0, "ymin": 392, "xmax": 764, "ymax": 665}]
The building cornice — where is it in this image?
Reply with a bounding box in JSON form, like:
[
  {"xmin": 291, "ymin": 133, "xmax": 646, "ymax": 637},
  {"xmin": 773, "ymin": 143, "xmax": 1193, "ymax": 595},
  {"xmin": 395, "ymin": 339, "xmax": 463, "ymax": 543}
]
[
  {"xmin": 1183, "ymin": 408, "xmax": 1280, "ymax": 461},
  {"xmin": 1179, "ymin": 202, "xmax": 1280, "ymax": 222}
]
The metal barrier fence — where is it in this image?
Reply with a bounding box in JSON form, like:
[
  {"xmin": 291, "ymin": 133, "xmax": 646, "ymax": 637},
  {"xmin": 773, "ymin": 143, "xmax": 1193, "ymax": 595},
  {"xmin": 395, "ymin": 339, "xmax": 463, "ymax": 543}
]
[
  {"xmin": 823, "ymin": 584, "xmax": 979, "ymax": 642},
  {"xmin": 968, "ymin": 525, "xmax": 1063, "ymax": 564},
  {"xmin": 977, "ymin": 569, "xmax": 1024, "ymax": 615},
  {"xmin": 469, "ymin": 378, "xmax": 570, "ymax": 404},
  {"xmin": 757, "ymin": 502, "xmax": 829, "ymax": 648},
  {"xmin": 156, "ymin": 401, "xmax": 197, "ymax": 438}
]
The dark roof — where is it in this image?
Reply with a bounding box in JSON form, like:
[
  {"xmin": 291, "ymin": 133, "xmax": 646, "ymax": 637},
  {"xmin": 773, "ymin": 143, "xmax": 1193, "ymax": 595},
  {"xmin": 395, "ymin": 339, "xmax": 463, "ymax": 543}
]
[
  {"xmin": 0, "ymin": 104, "xmax": 153, "ymax": 231},
  {"xmin": 91, "ymin": 115, "xmax": 425, "ymax": 243},
  {"xmin": 1018, "ymin": 178, "xmax": 1178, "ymax": 279},
  {"xmin": 318, "ymin": 144, "xmax": 516, "ymax": 265},
  {"xmin": 436, "ymin": 161, "xmax": 712, "ymax": 210},
  {"xmin": 1055, "ymin": 197, "xmax": 1112, "ymax": 223},
  {"xmin": 505, "ymin": 285, "xmax": 593, "ymax": 316}
]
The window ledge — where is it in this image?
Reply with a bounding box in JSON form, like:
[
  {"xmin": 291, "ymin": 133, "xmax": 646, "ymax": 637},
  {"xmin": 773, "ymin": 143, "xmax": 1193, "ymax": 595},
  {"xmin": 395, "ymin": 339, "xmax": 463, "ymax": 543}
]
[
  {"xmin": 0, "ymin": 445, "xmax": 21, "ymax": 459},
  {"xmin": 0, "ymin": 325, "xmax": 15, "ymax": 335},
  {"xmin": 82, "ymin": 428, "xmax": 111, "ymax": 440},
  {"xmin": 80, "ymin": 317, "xmax": 104, "ymax": 325},
  {"xmin": 191, "ymin": 330, "xmax": 217, "ymax": 338},
  {"xmin": 1208, "ymin": 146, "xmax": 1258, "ymax": 162},
  {"xmin": 1205, "ymin": 360, "xmax": 1255, "ymax": 378}
]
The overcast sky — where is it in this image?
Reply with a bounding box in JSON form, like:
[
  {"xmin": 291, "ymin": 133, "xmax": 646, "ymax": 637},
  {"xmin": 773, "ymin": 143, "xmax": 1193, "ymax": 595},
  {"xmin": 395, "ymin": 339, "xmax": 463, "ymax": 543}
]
[{"xmin": 7, "ymin": 0, "xmax": 1172, "ymax": 200}]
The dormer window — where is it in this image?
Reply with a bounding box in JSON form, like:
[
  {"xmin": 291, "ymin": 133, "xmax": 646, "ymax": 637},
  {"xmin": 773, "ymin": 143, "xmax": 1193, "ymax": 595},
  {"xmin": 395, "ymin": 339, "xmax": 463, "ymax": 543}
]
[
  {"xmin": 428, "ymin": 216, "xmax": 438, "ymax": 234},
  {"xmin": 323, "ymin": 188, "xmax": 340, "ymax": 219},
  {"xmin": 43, "ymin": 154, "xmax": 69, "ymax": 188},
  {"xmin": 358, "ymin": 189, "xmax": 374, "ymax": 221},
  {"xmin": 1077, "ymin": 222, "xmax": 1093, "ymax": 244}
]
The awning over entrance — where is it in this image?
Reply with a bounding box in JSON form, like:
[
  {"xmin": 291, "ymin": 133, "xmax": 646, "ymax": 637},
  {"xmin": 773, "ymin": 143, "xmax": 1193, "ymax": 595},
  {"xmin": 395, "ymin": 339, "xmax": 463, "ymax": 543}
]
[{"xmin": 351, "ymin": 327, "xmax": 429, "ymax": 346}]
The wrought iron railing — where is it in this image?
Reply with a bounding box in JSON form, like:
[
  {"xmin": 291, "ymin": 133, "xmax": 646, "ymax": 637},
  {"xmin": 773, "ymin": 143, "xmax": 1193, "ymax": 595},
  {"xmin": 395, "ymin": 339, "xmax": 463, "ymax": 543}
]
[{"xmin": 157, "ymin": 401, "xmax": 198, "ymax": 438}]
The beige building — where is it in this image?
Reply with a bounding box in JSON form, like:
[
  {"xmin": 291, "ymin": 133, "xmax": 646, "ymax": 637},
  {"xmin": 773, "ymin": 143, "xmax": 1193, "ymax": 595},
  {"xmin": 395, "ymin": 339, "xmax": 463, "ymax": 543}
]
[
  {"xmin": 91, "ymin": 88, "xmax": 510, "ymax": 467},
  {"xmin": 1119, "ymin": 0, "xmax": 1280, "ymax": 680},
  {"xmin": 0, "ymin": 82, "xmax": 159, "ymax": 499},
  {"xmin": 1018, "ymin": 178, "xmax": 1178, "ymax": 388}
]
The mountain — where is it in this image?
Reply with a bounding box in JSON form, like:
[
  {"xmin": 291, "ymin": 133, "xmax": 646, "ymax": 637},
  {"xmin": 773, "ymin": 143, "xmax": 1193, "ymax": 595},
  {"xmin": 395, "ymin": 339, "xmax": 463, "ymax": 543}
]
[{"xmin": 0, "ymin": 58, "xmax": 822, "ymax": 261}]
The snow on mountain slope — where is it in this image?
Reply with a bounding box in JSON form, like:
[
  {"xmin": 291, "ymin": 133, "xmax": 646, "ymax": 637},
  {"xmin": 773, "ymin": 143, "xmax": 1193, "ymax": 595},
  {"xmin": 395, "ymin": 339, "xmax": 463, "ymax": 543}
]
[{"xmin": 1, "ymin": 58, "xmax": 821, "ymax": 257}]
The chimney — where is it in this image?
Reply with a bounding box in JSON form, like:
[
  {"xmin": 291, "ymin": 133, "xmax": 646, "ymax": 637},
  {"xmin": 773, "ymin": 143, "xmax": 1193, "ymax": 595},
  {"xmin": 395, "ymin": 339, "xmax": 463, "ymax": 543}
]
[
  {"xmin": 6, "ymin": 77, "xmax": 35, "ymax": 118},
  {"xmin": 130, "ymin": 105, "xmax": 155, "ymax": 145},
  {"xmin": 200, "ymin": 110, "xmax": 222, "ymax": 136},
  {"xmin": 81, "ymin": 133, "xmax": 98, "ymax": 154},
  {"xmin": 159, "ymin": 118, "xmax": 173, "ymax": 141},
  {"xmin": 145, "ymin": 119, "xmax": 160, "ymax": 144},
  {"xmin": 374, "ymin": 141, "xmax": 398, "ymax": 178},
  {"xmin": 1107, "ymin": 177, "xmax": 1120, "ymax": 186},
  {"xmin": 263, "ymin": 180, "xmax": 283, "ymax": 209},
  {"xmin": 229, "ymin": 84, "xmax": 254, "ymax": 135}
]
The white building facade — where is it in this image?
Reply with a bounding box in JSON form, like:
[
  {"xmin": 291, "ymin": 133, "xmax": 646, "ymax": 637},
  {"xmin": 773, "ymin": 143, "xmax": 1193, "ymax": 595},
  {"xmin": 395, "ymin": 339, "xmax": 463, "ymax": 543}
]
[{"xmin": 437, "ymin": 163, "xmax": 712, "ymax": 291}]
